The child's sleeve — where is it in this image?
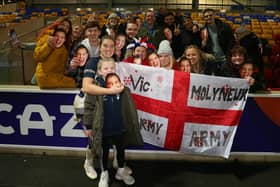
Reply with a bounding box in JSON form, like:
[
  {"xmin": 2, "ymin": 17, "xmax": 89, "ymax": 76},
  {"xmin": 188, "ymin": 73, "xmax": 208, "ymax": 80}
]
[{"xmin": 83, "ymin": 94, "xmax": 96, "ymax": 129}]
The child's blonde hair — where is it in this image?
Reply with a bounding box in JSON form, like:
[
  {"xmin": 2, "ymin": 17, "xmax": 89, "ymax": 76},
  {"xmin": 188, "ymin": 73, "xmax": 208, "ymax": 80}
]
[{"xmin": 97, "ymin": 58, "xmax": 115, "ymax": 71}]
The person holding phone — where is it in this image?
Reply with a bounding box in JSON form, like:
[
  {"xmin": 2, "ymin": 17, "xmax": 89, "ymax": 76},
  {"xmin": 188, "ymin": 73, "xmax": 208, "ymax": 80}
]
[{"xmin": 34, "ymin": 28, "xmax": 76, "ymax": 88}]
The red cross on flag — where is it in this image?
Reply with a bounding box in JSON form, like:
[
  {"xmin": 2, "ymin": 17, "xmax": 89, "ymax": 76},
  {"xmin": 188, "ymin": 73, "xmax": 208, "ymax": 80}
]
[{"xmin": 118, "ymin": 63, "xmax": 250, "ymax": 158}]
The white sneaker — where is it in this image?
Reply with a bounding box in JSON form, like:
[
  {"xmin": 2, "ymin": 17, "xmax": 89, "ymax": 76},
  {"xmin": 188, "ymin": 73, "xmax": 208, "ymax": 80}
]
[
  {"xmin": 98, "ymin": 170, "xmax": 109, "ymax": 187},
  {"xmin": 124, "ymin": 165, "xmax": 133, "ymax": 175},
  {"xmin": 112, "ymin": 145, "xmax": 118, "ymax": 169},
  {"xmin": 112, "ymin": 146, "xmax": 132, "ymax": 175},
  {"xmin": 112, "ymin": 151, "xmax": 118, "ymax": 169},
  {"xmin": 115, "ymin": 168, "xmax": 135, "ymax": 185},
  {"xmin": 113, "ymin": 159, "xmax": 133, "ymax": 175},
  {"xmin": 83, "ymin": 160, "xmax": 97, "ymax": 180}
]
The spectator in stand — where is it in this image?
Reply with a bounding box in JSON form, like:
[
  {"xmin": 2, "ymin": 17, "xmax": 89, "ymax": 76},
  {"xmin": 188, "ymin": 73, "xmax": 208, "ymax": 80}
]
[
  {"xmin": 157, "ymin": 40, "xmax": 176, "ymax": 70},
  {"xmin": 269, "ymin": 34, "xmax": 280, "ymax": 87},
  {"xmin": 67, "ymin": 44, "xmax": 89, "ymax": 88},
  {"xmin": 69, "ymin": 24, "xmax": 84, "ymax": 59},
  {"xmin": 101, "ymin": 12, "xmax": 119, "ymax": 38},
  {"xmin": 81, "ymin": 21, "xmax": 101, "ymax": 58},
  {"xmin": 161, "ymin": 26, "xmax": 183, "ymax": 59},
  {"xmin": 164, "ymin": 11, "xmax": 179, "ymax": 32},
  {"xmin": 138, "ymin": 10, "xmax": 164, "ymax": 49},
  {"xmin": 123, "ymin": 20, "xmax": 140, "ymax": 58},
  {"xmin": 118, "ymin": 11, "xmax": 134, "ymax": 35},
  {"xmin": 163, "ymin": 26, "xmax": 184, "ymax": 59},
  {"xmin": 220, "ymin": 45, "xmax": 265, "ymax": 92},
  {"xmin": 192, "ymin": 23, "xmax": 200, "ymax": 33},
  {"xmin": 114, "ymin": 33, "xmax": 127, "ymax": 62},
  {"xmin": 174, "ymin": 8, "xmax": 184, "ymax": 26},
  {"xmin": 147, "ymin": 52, "xmax": 161, "ymax": 67},
  {"xmin": 220, "ymin": 45, "xmax": 248, "ymax": 78},
  {"xmin": 86, "ymin": 12, "xmax": 99, "ymax": 25},
  {"xmin": 34, "ymin": 28, "xmax": 76, "ymax": 88},
  {"xmin": 200, "ymin": 8, "xmax": 236, "ymax": 75},
  {"xmin": 154, "ymin": 12, "xmax": 182, "ymax": 50},
  {"xmin": 71, "ymin": 24, "xmax": 84, "ymax": 45},
  {"xmin": 123, "ymin": 39, "xmax": 155, "ymax": 66},
  {"xmin": 183, "ymin": 45, "xmax": 214, "ymax": 75},
  {"xmin": 156, "ymin": 7, "xmax": 167, "ymax": 27},
  {"xmin": 32, "ymin": 17, "xmax": 74, "ymax": 85},
  {"xmin": 135, "ymin": 16, "xmax": 143, "ymax": 32},
  {"xmin": 179, "ymin": 57, "xmax": 192, "ymax": 73},
  {"xmin": 8, "ymin": 28, "xmax": 22, "ymax": 48},
  {"xmin": 239, "ymin": 62, "xmax": 265, "ymax": 93},
  {"xmin": 165, "ymin": 11, "xmax": 183, "ymax": 38},
  {"xmin": 125, "ymin": 20, "xmax": 139, "ymax": 44},
  {"xmin": 181, "ymin": 15, "xmax": 201, "ymax": 49},
  {"xmin": 235, "ymin": 25, "xmax": 264, "ymax": 75},
  {"xmin": 36, "ymin": 17, "xmax": 73, "ymax": 51}
]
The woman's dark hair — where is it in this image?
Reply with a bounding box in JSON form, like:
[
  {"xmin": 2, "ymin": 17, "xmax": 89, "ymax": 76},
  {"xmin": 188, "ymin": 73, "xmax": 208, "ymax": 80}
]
[
  {"xmin": 52, "ymin": 28, "xmax": 66, "ymax": 36},
  {"xmin": 229, "ymin": 45, "xmax": 248, "ymax": 62},
  {"xmin": 179, "ymin": 56, "xmax": 191, "ymax": 64},
  {"xmin": 74, "ymin": 44, "xmax": 89, "ymax": 54},
  {"xmin": 105, "ymin": 73, "xmax": 121, "ymax": 84},
  {"xmin": 85, "ymin": 21, "xmax": 100, "ymax": 31},
  {"xmin": 59, "ymin": 18, "xmax": 72, "ymax": 50},
  {"xmin": 179, "ymin": 57, "xmax": 193, "ymax": 72}
]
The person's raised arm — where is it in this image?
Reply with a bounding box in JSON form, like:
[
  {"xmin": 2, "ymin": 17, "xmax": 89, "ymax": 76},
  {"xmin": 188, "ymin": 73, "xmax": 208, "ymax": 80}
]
[{"xmin": 83, "ymin": 77, "xmax": 124, "ymax": 95}]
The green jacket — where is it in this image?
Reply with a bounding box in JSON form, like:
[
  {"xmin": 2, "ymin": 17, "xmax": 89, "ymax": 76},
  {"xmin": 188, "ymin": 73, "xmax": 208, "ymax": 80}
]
[{"xmin": 83, "ymin": 86, "xmax": 143, "ymax": 159}]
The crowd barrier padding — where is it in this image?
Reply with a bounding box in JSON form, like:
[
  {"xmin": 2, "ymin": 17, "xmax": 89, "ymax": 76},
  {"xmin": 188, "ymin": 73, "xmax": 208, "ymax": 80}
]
[{"xmin": 0, "ymin": 85, "xmax": 280, "ymax": 161}]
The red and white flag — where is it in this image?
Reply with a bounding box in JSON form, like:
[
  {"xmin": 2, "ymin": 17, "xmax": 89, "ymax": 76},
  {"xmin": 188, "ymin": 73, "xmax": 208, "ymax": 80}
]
[{"xmin": 118, "ymin": 63, "xmax": 249, "ymax": 158}]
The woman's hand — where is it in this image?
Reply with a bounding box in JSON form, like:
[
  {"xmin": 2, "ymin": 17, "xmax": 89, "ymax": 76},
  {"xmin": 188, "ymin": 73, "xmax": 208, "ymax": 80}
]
[
  {"xmin": 244, "ymin": 76, "xmax": 255, "ymax": 86},
  {"xmin": 109, "ymin": 84, "xmax": 124, "ymax": 94},
  {"xmin": 47, "ymin": 36, "xmax": 57, "ymax": 48},
  {"xmin": 174, "ymin": 24, "xmax": 181, "ymax": 36},
  {"xmin": 70, "ymin": 57, "xmax": 80, "ymax": 69}
]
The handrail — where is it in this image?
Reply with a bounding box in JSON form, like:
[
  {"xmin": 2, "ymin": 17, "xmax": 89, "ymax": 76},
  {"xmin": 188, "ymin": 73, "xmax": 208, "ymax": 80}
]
[
  {"xmin": 1, "ymin": 14, "xmax": 78, "ymax": 49},
  {"xmin": 1, "ymin": 24, "xmax": 45, "ymax": 49},
  {"xmin": 231, "ymin": 0, "xmax": 252, "ymax": 11}
]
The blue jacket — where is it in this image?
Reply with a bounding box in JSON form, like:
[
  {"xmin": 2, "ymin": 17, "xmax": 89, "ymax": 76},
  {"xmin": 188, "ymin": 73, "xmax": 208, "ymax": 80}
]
[{"xmin": 103, "ymin": 94, "xmax": 124, "ymax": 136}]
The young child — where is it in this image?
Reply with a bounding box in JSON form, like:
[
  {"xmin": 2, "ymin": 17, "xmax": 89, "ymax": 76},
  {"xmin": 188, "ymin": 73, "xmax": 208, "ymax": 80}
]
[
  {"xmin": 83, "ymin": 58, "xmax": 143, "ymax": 187},
  {"xmin": 179, "ymin": 57, "xmax": 192, "ymax": 73}
]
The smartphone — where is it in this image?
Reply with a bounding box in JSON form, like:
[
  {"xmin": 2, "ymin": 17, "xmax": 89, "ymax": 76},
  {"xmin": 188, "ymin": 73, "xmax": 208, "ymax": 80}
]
[{"xmin": 9, "ymin": 29, "xmax": 17, "ymax": 41}]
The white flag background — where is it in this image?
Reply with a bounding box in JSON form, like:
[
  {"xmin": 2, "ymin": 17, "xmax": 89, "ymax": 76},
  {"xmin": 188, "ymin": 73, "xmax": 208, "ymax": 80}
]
[{"xmin": 118, "ymin": 63, "xmax": 249, "ymax": 158}]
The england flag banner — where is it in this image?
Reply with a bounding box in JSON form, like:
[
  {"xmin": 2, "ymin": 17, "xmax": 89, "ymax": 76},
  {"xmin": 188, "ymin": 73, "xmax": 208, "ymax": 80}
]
[{"xmin": 117, "ymin": 62, "xmax": 250, "ymax": 158}]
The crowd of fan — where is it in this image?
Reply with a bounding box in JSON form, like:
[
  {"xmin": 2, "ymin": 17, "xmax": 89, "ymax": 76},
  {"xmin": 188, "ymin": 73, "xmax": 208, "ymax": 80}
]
[
  {"xmin": 30, "ymin": 8, "xmax": 280, "ymax": 92},
  {"xmin": 25, "ymin": 7, "xmax": 280, "ymax": 187}
]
